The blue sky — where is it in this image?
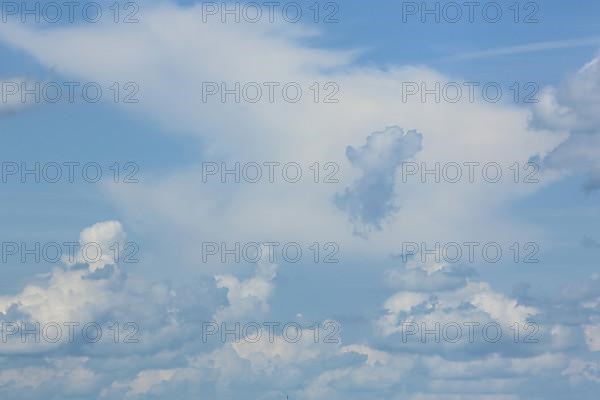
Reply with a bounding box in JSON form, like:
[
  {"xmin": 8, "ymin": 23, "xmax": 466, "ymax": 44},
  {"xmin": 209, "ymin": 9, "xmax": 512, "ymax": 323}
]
[{"xmin": 0, "ymin": 0, "xmax": 599, "ymax": 399}]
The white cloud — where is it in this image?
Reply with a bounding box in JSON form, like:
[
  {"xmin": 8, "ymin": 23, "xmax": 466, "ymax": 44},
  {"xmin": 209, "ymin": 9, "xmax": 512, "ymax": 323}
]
[
  {"xmin": 0, "ymin": 267, "xmax": 116, "ymax": 329},
  {"xmin": 0, "ymin": 357, "xmax": 98, "ymax": 394},
  {"xmin": 336, "ymin": 126, "xmax": 423, "ymax": 233},
  {"xmin": 63, "ymin": 220, "xmax": 127, "ymax": 272},
  {"xmin": 214, "ymin": 249, "xmax": 278, "ymax": 322},
  {"xmin": 563, "ymin": 358, "xmax": 600, "ymax": 384},
  {"xmin": 0, "ymin": 3, "xmax": 566, "ymax": 263},
  {"xmin": 0, "ymin": 3, "xmax": 598, "ymax": 399},
  {"xmin": 533, "ymin": 55, "xmax": 600, "ymax": 190}
]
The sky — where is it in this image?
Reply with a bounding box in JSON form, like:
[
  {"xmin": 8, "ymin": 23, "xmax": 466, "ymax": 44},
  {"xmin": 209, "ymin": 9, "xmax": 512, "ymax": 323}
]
[{"xmin": 0, "ymin": 0, "xmax": 599, "ymax": 399}]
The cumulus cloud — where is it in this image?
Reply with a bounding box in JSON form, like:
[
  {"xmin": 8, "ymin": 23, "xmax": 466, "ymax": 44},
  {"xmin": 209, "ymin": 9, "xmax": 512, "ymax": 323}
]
[
  {"xmin": 214, "ymin": 248, "xmax": 278, "ymax": 322},
  {"xmin": 534, "ymin": 57, "xmax": 600, "ymax": 133},
  {"xmin": 385, "ymin": 254, "xmax": 476, "ymax": 292},
  {"xmin": 0, "ymin": 267, "xmax": 116, "ymax": 332},
  {"xmin": 0, "ymin": 2, "xmax": 598, "ymax": 399},
  {"xmin": 377, "ymin": 253, "xmax": 539, "ymax": 354},
  {"xmin": 336, "ymin": 126, "xmax": 423, "ymax": 234},
  {"xmin": 532, "ymin": 55, "xmax": 600, "ymax": 191},
  {"xmin": 104, "ymin": 368, "xmax": 192, "ymax": 398},
  {"xmin": 0, "ymin": 221, "xmax": 157, "ymax": 354},
  {"xmin": 0, "ymin": 2, "xmax": 564, "ymax": 261},
  {"xmin": 0, "ymin": 221, "xmax": 211, "ymax": 358},
  {"xmin": 563, "ymin": 358, "xmax": 600, "ymax": 384},
  {"xmin": 377, "ymin": 280, "xmax": 538, "ymax": 345},
  {"xmin": 62, "ymin": 220, "xmax": 128, "ymax": 272}
]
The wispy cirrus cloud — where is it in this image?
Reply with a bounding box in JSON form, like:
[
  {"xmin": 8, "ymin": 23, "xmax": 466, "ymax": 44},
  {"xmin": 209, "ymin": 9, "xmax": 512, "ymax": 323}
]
[{"xmin": 445, "ymin": 36, "xmax": 600, "ymax": 61}]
